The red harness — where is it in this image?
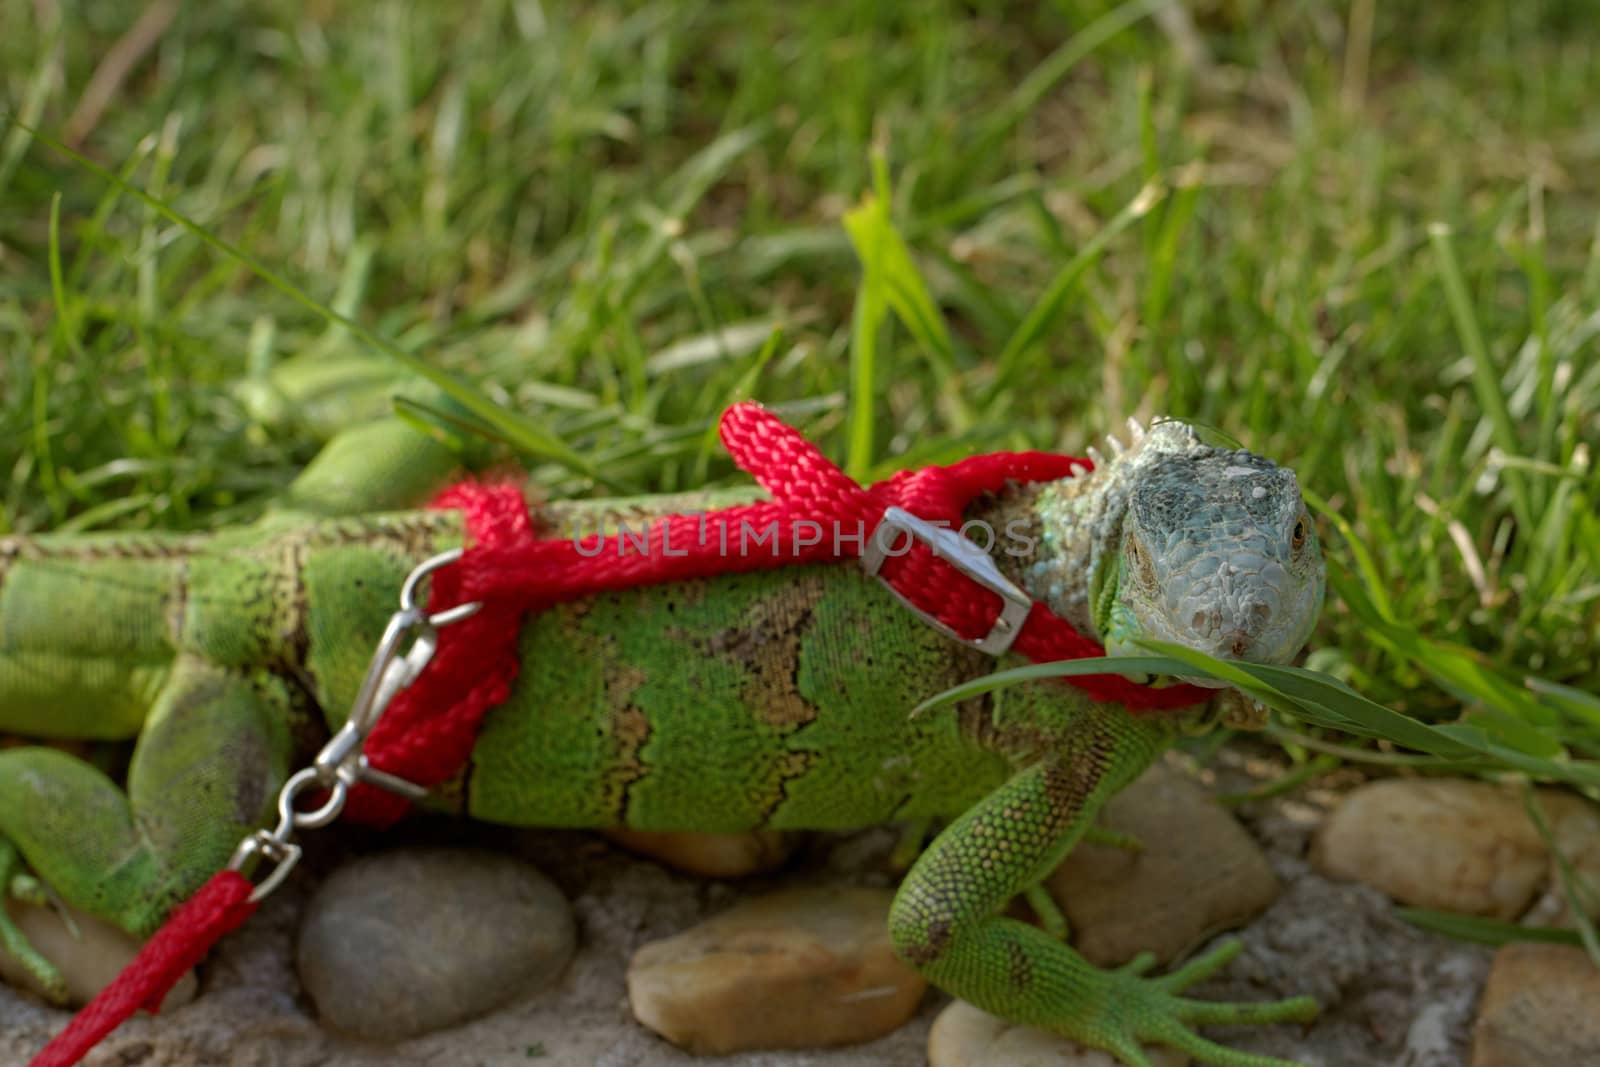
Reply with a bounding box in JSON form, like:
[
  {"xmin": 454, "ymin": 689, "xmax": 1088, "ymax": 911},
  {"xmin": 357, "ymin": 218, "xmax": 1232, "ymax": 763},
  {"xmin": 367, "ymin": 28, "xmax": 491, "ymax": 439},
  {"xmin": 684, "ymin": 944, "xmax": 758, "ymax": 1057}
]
[{"xmin": 29, "ymin": 402, "xmax": 1203, "ymax": 1066}]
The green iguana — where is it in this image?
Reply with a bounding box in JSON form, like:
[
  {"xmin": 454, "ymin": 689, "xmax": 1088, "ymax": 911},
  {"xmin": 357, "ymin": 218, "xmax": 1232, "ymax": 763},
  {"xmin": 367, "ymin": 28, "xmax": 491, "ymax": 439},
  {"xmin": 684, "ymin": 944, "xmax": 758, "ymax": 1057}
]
[{"xmin": 0, "ymin": 408, "xmax": 1325, "ymax": 1067}]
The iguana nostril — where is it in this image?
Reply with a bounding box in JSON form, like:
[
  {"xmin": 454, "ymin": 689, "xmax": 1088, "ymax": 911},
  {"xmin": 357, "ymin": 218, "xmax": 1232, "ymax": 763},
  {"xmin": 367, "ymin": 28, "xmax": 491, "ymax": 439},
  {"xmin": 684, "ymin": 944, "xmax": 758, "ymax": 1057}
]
[
  {"xmin": 1227, "ymin": 630, "xmax": 1252, "ymax": 656},
  {"xmin": 1191, "ymin": 608, "xmax": 1220, "ymax": 633}
]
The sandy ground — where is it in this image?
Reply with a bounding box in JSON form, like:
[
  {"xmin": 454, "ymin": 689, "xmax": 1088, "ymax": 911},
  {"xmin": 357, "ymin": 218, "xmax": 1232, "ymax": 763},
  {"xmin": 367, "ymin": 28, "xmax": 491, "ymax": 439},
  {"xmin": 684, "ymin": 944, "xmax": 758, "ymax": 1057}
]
[{"xmin": 0, "ymin": 751, "xmax": 1489, "ymax": 1067}]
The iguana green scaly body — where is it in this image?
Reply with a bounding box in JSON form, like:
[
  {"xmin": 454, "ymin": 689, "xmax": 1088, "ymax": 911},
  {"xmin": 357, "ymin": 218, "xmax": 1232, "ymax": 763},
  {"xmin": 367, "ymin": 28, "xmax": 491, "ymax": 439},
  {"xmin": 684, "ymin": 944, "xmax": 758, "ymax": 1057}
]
[{"xmin": 0, "ymin": 413, "xmax": 1324, "ymax": 1067}]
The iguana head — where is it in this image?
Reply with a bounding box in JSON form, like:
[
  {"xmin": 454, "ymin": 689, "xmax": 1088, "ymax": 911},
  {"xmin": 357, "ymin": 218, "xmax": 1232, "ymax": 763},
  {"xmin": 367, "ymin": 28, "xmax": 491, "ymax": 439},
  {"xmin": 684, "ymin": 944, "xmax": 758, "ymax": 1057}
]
[{"xmin": 1087, "ymin": 419, "xmax": 1324, "ymax": 684}]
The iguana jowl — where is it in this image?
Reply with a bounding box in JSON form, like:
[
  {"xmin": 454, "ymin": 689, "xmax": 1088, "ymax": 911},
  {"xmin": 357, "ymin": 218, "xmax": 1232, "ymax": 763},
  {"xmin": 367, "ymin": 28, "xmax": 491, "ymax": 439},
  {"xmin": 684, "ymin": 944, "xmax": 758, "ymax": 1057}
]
[{"xmin": 0, "ymin": 412, "xmax": 1325, "ymax": 1067}]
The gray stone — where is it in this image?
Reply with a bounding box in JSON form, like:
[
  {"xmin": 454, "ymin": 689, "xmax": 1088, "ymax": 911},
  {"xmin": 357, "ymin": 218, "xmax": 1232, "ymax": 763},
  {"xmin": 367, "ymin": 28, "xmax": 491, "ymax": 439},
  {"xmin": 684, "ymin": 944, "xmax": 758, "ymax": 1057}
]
[
  {"xmin": 1312, "ymin": 779, "xmax": 1547, "ymax": 919},
  {"xmin": 1044, "ymin": 763, "xmax": 1281, "ymax": 967},
  {"xmin": 1471, "ymin": 942, "xmax": 1600, "ymax": 1066},
  {"xmin": 1312, "ymin": 778, "xmax": 1600, "ymax": 922},
  {"xmin": 627, "ymin": 887, "xmax": 926, "ymax": 1054},
  {"xmin": 295, "ymin": 847, "xmax": 574, "ymax": 1040}
]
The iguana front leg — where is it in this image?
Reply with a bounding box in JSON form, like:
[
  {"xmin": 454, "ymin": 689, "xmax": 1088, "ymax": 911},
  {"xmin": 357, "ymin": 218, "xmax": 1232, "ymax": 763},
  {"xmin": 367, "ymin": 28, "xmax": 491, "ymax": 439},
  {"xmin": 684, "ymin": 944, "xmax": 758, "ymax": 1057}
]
[
  {"xmin": 0, "ymin": 656, "xmax": 294, "ymax": 1001},
  {"xmin": 273, "ymin": 413, "xmax": 470, "ymax": 518},
  {"xmin": 888, "ymin": 705, "xmax": 1317, "ymax": 1067}
]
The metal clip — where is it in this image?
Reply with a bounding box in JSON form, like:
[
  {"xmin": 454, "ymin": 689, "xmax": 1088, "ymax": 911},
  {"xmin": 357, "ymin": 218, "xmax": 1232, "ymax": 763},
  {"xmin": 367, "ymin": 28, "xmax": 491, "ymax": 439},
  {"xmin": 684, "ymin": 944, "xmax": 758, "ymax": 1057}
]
[
  {"xmin": 860, "ymin": 506, "xmax": 1033, "ymax": 656},
  {"xmin": 314, "ymin": 608, "xmax": 437, "ymax": 795},
  {"xmin": 227, "ymin": 547, "xmax": 482, "ymax": 902},
  {"xmin": 226, "ymin": 831, "xmax": 302, "ymax": 904},
  {"xmin": 225, "ymin": 766, "xmax": 334, "ymax": 902}
]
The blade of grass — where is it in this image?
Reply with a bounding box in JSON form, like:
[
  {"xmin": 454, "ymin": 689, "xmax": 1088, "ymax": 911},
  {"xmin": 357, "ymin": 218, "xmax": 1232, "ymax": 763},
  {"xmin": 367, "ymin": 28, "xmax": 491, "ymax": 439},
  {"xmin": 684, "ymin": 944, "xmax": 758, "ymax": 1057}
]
[
  {"xmin": 1428, "ymin": 223, "xmax": 1534, "ymax": 533},
  {"xmin": 1302, "ymin": 486, "xmax": 1395, "ymax": 623},
  {"xmin": 37, "ymin": 193, "xmax": 71, "ymax": 522},
  {"xmin": 1522, "ymin": 782, "xmax": 1600, "ymax": 968},
  {"xmin": 1143, "ymin": 167, "xmax": 1204, "ymax": 410},
  {"xmin": 845, "ymin": 218, "xmax": 889, "ymax": 481},
  {"xmin": 692, "ymin": 326, "xmax": 786, "ymax": 480},
  {"xmin": 1215, "ymin": 754, "xmax": 1341, "ymax": 806},
  {"xmin": 1396, "ymin": 909, "xmax": 1584, "ymax": 948},
  {"xmin": 971, "ymin": 0, "xmax": 1174, "ymax": 161},
  {"xmin": 915, "ymin": 640, "xmax": 1600, "ymax": 786},
  {"xmin": 0, "ymin": 17, "xmax": 59, "ymax": 196},
  {"xmin": 912, "ymin": 654, "xmax": 1194, "ymax": 715},
  {"xmin": 1527, "ymin": 677, "xmax": 1600, "ymax": 732},
  {"xmin": 843, "ymin": 180, "xmax": 970, "ymax": 426},
  {"xmin": 988, "ymin": 180, "xmax": 1164, "ymax": 402}
]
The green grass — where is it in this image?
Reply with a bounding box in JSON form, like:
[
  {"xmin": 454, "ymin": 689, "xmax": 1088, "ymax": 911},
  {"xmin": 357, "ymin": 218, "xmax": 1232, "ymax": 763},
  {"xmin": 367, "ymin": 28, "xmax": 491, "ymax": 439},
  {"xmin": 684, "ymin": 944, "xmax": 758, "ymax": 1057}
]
[{"xmin": 2, "ymin": 2, "xmax": 1597, "ymax": 800}]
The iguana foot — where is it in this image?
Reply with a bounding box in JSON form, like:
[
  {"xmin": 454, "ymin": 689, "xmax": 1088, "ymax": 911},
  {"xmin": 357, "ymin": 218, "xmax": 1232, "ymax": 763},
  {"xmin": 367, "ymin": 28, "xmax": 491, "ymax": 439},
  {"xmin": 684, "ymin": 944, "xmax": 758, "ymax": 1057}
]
[
  {"xmin": 1082, "ymin": 824, "xmax": 1144, "ymax": 852},
  {"xmin": 1090, "ymin": 940, "xmax": 1318, "ymax": 1067},
  {"xmin": 888, "ymin": 817, "xmax": 935, "ymax": 872},
  {"xmin": 890, "ymin": 712, "xmax": 1317, "ymax": 1067},
  {"xmin": 8, "ymin": 870, "xmax": 49, "ymax": 909},
  {"xmin": 0, "ymin": 838, "xmax": 69, "ymax": 1005},
  {"xmin": 1022, "ymin": 882, "xmax": 1069, "ymax": 940},
  {"xmin": 0, "ymin": 661, "xmax": 295, "ymax": 1009}
]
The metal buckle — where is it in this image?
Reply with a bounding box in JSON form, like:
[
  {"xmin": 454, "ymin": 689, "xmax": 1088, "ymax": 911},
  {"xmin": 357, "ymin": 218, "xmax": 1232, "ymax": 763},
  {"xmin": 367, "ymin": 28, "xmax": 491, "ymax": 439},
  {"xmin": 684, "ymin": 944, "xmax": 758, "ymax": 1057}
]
[{"xmin": 860, "ymin": 506, "xmax": 1033, "ymax": 656}]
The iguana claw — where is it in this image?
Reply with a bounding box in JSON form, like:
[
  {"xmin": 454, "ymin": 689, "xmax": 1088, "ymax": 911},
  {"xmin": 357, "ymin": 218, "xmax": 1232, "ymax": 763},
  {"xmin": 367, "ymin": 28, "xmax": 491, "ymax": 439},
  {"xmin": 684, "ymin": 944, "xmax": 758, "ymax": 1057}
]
[
  {"xmin": 0, "ymin": 838, "xmax": 70, "ymax": 1005},
  {"xmin": 1098, "ymin": 940, "xmax": 1319, "ymax": 1067}
]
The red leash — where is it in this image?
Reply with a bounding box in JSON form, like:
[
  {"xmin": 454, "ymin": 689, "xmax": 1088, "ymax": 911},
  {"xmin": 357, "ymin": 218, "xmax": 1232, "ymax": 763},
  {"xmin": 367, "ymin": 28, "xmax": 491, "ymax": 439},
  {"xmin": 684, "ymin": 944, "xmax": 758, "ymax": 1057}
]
[{"xmin": 29, "ymin": 402, "xmax": 1201, "ymax": 1065}]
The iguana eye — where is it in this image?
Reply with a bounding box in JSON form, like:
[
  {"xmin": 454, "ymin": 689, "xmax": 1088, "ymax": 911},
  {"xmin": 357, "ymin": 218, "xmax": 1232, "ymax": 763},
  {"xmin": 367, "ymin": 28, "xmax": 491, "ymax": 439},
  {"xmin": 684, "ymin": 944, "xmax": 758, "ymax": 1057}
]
[{"xmin": 1291, "ymin": 518, "xmax": 1307, "ymax": 551}]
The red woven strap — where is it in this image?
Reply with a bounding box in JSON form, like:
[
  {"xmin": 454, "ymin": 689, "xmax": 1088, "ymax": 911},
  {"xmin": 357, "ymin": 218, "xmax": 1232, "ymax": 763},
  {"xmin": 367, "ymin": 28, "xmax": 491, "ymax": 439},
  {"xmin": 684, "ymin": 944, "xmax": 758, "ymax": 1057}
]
[
  {"xmin": 455, "ymin": 402, "xmax": 1204, "ymax": 709},
  {"xmin": 341, "ymin": 482, "xmax": 537, "ymax": 826},
  {"xmin": 28, "ymin": 871, "xmax": 257, "ymax": 1067}
]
